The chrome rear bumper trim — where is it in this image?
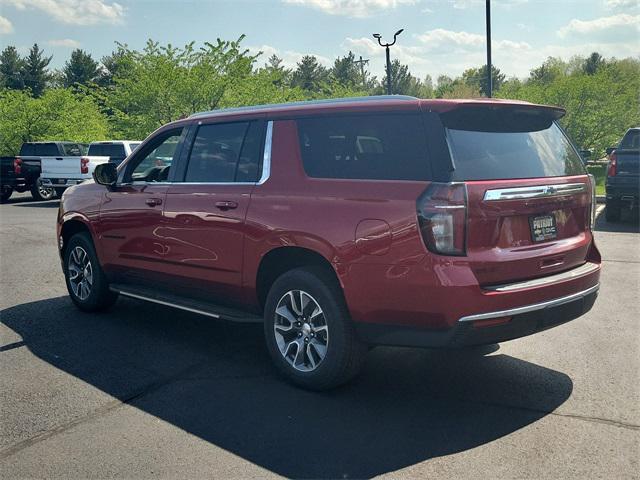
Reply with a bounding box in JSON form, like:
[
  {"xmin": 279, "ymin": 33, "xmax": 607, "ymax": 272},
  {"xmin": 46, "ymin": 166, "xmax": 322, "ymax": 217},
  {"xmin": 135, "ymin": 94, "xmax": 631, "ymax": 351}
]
[
  {"xmin": 458, "ymin": 283, "xmax": 599, "ymax": 323},
  {"xmin": 484, "ymin": 262, "xmax": 600, "ymax": 292},
  {"xmin": 483, "ymin": 182, "xmax": 586, "ymax": 201}
]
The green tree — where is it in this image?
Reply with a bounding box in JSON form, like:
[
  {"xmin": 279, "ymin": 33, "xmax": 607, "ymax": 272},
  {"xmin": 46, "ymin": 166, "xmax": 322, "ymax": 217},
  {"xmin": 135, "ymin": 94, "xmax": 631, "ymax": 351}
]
[
  {"xmin": 291, "ymin": 55, "xmax": 329, "ymax": 92},
  {"xmin": 261, "ymin": 54, "xmax": 291, "ymax": 88},
  {"xmin": 583, "ymin": 52, "xmax": 605, "ymax": 75},
  {"xmin": 0, "ymin": 89, "xmax": 108, "ymax": 156},
  {"xmin": 461, "ymin": 64, "xmax": 505, "ymax": 96},
  {"xmin": 331, "ymin": 51, "xmax": 360, "ymax": 88},
  {"xmin": 63, "ymin": 49, "xmax": 100, "ymax": 87},
  {"xmin": 21, "ymin": 44, "xmax": 52, "ymax": 97},
  {"xmin": 98, "ymin": 48, "xmax": 132, "ymax": 87},
  {"xmin": 0, "ymin": 46, "xmax": 24, "ymax": 90}
]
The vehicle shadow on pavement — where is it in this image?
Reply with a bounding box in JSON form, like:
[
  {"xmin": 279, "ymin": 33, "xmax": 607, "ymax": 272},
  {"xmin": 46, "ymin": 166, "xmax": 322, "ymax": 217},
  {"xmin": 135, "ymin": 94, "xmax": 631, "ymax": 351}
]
[
  {"xmin": 2, "ymin": 296, "xmax": 574, "ymax": 479},
  {"xmin": 595, "ymin": 208, "xmax": 639, "ymax": 233}
]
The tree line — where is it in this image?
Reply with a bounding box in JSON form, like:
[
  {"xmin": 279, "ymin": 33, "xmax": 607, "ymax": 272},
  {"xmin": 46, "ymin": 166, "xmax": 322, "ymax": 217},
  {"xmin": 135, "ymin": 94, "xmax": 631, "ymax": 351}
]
[{"xmin": 1, "ymin": 38, "xmax": 638, "ymax": 158}]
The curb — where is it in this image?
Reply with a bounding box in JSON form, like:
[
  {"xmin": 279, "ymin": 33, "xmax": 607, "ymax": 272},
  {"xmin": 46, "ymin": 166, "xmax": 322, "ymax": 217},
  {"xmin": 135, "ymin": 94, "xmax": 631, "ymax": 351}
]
[{"xmin": 596, "ymin": 195, "xmax": 606, "ymax": 204}]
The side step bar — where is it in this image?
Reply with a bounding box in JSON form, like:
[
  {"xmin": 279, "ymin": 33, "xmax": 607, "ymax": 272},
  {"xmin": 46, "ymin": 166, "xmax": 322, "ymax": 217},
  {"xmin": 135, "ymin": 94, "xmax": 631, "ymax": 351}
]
[{"xmin": 109, "ymin": 284, "xmax": 263, "ymax": 323}]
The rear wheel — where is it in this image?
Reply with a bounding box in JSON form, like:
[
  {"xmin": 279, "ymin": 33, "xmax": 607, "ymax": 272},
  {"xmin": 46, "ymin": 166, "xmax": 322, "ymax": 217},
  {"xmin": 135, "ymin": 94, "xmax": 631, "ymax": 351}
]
[
  {"xmin": 264, "ymin": 267, "xmax": 366, "ymax": 390},
  {"xmin": 0, "ymin": 186, "xmax": 12, "ymax": 202},
  {"xmin": 63, "ymin": 232, "xmax": 118, "ymax": 312},
  {"xmin": 605, "ymin": 203, "xmax": 621, "ymax": 222},
  {"xmin": 30, "ymin": 179, "xmax": 55, "ymax": 201}
]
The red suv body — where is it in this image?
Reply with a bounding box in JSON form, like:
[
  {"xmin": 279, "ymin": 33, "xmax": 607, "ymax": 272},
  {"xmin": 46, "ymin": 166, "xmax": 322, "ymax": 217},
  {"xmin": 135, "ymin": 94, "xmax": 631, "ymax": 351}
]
[{"xmin": 58, "ymin": 96, "xmax": 601, "ymax": 389}]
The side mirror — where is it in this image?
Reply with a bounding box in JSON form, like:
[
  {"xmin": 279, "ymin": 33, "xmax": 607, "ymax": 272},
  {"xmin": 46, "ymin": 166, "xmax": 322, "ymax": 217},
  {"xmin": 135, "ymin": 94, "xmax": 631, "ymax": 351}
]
[
  {"xmin": 93, "ymin": 163, "xmax": 118, "ymax": 187},
  {"xmin": 606, "ymin": 147, "xmax": 615, "ymax": 156}
]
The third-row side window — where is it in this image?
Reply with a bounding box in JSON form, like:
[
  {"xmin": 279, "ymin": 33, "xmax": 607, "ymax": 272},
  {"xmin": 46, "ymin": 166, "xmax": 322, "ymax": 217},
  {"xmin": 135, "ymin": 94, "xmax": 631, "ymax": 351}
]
[
  {"xmin": 184, "ymin": 121, "xmax": 263, "ymax": 183},
  {"xmin": 296, "ymin": 113, "xmax": 431, "ymax": 181}
]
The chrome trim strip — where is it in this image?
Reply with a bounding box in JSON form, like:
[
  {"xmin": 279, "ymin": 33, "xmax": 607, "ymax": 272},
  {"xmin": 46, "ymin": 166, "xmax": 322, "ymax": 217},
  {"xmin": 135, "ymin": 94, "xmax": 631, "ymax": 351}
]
[
  {"xmin": 485, "ymin": 262, "xmax": 600, "ymax": 292},
  {"xmin": 112, "ymin": 288, "xmax": 220, "ymax": 319},
  {"xmin": 258, "ymin": 120, "xmax": 273, "ymax": 185},
  {"xmin": 458, "ymin": 283, "xmax": 599, "ymax": 323},
  {"xmin": 483, "ymin": 182, "xmax": 586, "ymax": 201}
]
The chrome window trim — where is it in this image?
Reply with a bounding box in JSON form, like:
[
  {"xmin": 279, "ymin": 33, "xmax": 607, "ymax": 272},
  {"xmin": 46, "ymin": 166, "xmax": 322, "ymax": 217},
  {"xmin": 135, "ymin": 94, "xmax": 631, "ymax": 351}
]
[
  {"xmin": 458, "ymin": 283, "xmax": 599, "ymax": 323},
  {"xmin": 484, "ymin": 262, "xmax": 600, "ymax": 292},
  {"xmin": 483, "ymin": 182, "xmax": 586, "ymax": 201},
  {"xmin": 257, "ymin": 120, "xmax": 273, "ymax": 185}
]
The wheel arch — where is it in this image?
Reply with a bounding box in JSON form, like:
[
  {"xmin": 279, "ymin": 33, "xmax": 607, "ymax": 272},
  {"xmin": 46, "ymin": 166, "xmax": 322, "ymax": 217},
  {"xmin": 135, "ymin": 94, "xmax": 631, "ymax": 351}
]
[
  {"xmin": 59, "ymin": 213, "xmax": 98, "ymax": 258},
  {"xmin": 255, "ymin": 246, "xmax": 343, "ymax": 310}
]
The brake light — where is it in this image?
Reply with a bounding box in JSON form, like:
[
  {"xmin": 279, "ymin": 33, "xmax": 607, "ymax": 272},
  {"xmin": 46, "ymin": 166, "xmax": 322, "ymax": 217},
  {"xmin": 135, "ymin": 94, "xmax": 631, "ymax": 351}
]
[
  {"xmin": 588, "ymin": 174, "xmax": 596, "ymax": 230},
  {"xmin": 14, "ymin": 157, "xmax": 22, "ymax": 174},
  {"xmin": 417, "ymin": 182, "xmax": 467, "ymax": 256},
  {"xmin": 607, "ymin": 151, "xmax": 617, "ymax": 177},
  {"xmin": 80, "ymin": 157, "xmax": 89, "ymax": 174}
]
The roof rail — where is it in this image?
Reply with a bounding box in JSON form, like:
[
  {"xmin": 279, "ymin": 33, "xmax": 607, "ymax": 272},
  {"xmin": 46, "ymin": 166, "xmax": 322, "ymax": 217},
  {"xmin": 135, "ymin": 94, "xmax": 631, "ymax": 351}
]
[{"xmin": 188, "ymin": 95, "xmax": 418, "ymax": 119}]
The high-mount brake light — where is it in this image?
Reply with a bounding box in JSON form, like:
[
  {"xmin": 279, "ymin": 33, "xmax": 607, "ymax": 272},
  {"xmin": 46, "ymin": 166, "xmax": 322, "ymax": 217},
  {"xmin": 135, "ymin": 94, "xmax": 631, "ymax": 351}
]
[{"xmin": 417, "ymin": 182, "xmax": 467, "ymax": 256}]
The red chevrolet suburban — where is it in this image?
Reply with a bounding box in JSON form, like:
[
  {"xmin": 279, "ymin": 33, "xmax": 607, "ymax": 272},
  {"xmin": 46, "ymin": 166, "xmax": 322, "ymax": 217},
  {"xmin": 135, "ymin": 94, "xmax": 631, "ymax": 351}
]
[{"xmin": 57, "ymin": 96, "xmax": 601, "ymax": 390}]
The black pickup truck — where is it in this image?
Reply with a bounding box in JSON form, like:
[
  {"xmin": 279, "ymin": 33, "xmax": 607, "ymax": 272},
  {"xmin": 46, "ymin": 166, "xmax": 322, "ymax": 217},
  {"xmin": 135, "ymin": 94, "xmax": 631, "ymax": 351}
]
[
  {"xmin": 0, "ymin": 142, "xmax": 86, "ymax": 202},
  {"xmin": 605, "ymin": 128, "xmax": 640, "ymax": 222}
]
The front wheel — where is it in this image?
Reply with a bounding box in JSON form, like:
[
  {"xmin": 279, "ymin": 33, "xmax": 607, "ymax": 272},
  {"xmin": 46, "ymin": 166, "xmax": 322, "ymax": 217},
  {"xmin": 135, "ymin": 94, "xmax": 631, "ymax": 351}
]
[
  {"xmin": 30, "ymin": 179, "xmax": 56, "ymax": 201},
  {"xmin": 264, "ymin": 267, "xmax": 366, "ymax": 390},
  {"xmin": 63, "ymin": 232, "xmax": 118, "ymax": 312}
]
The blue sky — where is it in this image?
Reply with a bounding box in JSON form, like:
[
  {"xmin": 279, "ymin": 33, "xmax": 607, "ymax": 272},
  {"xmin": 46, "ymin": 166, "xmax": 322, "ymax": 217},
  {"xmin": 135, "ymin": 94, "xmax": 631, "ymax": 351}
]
[{"xmin": 1, "ymin": 0, "xmax": 638, "ymax": 80}]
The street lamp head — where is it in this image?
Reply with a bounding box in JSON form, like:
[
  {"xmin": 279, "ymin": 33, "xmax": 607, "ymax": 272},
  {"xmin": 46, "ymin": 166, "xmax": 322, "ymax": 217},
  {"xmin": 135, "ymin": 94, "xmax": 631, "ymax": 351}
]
[
  {"xmin": 372, "ymin": 33, "xmax": 381, "ymax": 39},
  {"xmin": 394, "ymin": 29, "xmax": 404, "ymax": 37}
]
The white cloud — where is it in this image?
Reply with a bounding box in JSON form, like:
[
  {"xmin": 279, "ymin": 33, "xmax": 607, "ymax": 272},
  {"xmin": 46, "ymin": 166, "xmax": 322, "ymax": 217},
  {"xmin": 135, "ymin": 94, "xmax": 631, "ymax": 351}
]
[
  {"xmin": 0, "ymin": 15, "xmax": 13, "ymax": 34},
  {"xmin": 47, "ymin": 38, "xmax": 81, "ymax": 48},
  {"xmin": 249, "ymin": 44, "xmax": 332, "ymax": 69},
  {"xmin": 1, "ymin": 0, "xmax": 125, "ymax": 25},
  {"xmin": 451, "ymin": 0, "xmax": 527, "ymax": 9},
  {"xmin": 558, "ymin": 13, "xmax": 640, "ymax": 37},
  {"xmin": 281, "ymin": 0, "xmax": 417, "ymax": 17},
  {"xmin": 604, "ymin": 0, "xmax": 639, "ymax": 10}
]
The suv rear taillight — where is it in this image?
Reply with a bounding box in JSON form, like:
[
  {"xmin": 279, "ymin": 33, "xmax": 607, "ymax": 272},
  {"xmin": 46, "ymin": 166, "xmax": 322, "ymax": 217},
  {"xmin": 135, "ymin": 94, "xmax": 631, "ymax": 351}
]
[
  {"xmin": 14, "ymin": 157, "xmax": 22, "ymax": 174},
  {"xmin": 607, "ymin": 151, "xmax": 617, "ymax": 177},
  {"xmin": 80, "ymin": 157, "xmax": 89, "ymax": 174},
  {"xmin": 588, "ymin": 174, "xmax": 596, "ymax": 230},
  {"xmin": 417, "ymin": 182, "xmax": 467, "ymax": 256}
]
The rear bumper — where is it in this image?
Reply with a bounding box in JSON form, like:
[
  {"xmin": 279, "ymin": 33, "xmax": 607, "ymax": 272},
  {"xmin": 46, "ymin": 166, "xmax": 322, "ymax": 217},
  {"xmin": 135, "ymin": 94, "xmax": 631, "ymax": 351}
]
[
  {"xmin": 606, "ymin": 178, "xmax": 639, "ymax": 206},
  {"xmin": 356, "ymin": 283, "xmax": 599, "ymax": 348},
  {"xmin": 41, "ymin": 178, "xmax": 85, "ymax": 188}
]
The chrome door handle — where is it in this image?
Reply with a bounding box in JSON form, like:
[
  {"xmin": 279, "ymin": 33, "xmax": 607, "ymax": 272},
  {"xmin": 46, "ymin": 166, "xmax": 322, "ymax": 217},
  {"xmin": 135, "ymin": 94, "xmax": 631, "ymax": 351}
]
[
  {"xmin": 145, "ymin": 197, "xmax": 163, "ymax": 206},
  {"xmin": 215, "ymin": 201, "xmax": 238, "ymax": 210}
]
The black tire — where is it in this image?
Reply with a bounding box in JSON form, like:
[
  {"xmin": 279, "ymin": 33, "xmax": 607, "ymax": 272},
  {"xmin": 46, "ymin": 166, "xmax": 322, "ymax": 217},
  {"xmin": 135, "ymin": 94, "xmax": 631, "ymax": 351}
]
[
  {"xmin": 264, "ymin": 267, "xmax": 366, "ymax": 390},
  {"xmin": 30, "ymin": 179, "xmax": 56, "ymax": 201},
  {"xmin": 605, "ymin": 203, "xmax": 621, "ymax": 222},
  {"xmin": 0, "ymin": 186, "xmax": 12, "ymax": 202},
  {"xmin": 63, "ymin": 232, "xmax": 118, "ymax": 312}
]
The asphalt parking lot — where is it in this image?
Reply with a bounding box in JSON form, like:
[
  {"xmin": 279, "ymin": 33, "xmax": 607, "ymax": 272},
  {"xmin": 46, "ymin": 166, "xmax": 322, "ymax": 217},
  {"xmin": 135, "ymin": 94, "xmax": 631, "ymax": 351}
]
[{"xmin": 1, "ymin": 192, "xmax": 638, "ymax": 479}]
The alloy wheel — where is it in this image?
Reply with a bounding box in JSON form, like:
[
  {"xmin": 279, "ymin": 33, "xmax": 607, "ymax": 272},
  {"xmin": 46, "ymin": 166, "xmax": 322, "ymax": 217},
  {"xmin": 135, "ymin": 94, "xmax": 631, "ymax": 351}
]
[
  {"xmin": 274, "ymin": 290, "xmax": 329, "ymax": 372},
  {"xmin": 68, "ymin": 246, "xmax": 93, "ymax": 301}
]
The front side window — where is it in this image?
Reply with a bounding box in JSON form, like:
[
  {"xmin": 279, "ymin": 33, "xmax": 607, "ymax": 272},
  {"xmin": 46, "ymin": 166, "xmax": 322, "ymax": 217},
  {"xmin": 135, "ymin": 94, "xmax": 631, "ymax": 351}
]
[
  {"xmin": 126, "ymin": 128, "xmax": 183, "ymax": 183},
  {"xmin": 183, "ymin": 121, "xmax": 263, "ymax": 183},
  {"xmin": 296, "ymin": 113, "xmax": 431, "ymax": 181}
]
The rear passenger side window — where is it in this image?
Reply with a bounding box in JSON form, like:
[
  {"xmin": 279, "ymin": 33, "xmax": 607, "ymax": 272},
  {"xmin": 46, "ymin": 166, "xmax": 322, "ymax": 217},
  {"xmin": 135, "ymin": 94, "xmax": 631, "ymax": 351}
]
[
  {"xmin": 296, "ymin": 114, "xmax": 431, "ymax": 181},
  {"xmin": 184, "ymin": 121, "xmax": 263, "ymax": 183}
]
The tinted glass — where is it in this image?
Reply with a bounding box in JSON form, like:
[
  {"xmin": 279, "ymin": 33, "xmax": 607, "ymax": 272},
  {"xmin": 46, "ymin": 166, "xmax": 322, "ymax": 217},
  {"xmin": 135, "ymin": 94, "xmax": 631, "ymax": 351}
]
[
  {"xmin": 185, "ymin": 122, "xmax": 249, "ymax": 183},
  {"xmin": 236, "ymin": 122, "xmax": 264, "ymax": 182},
  {"xmin": 129, "ymin": 129, "xmax": 183, "ymax": 182},
  {"xmin": 297, "ymin": 114, "xmax": 430, "ymax": 181},
  {"xmin": 447, "ymin": 122, "xmax": 585, "ymax": 180},
  {"xmin": 61, "ymin": 143, "xmax": 83, "ymax": 156},
  {"xmin": 88, "ymin": 144, "xmax": 126, "ymax": 157},
  {"xmin": 619, "ymin": 130, "xmax": 639, "ymax": 149},
  {"xmin": 20, "ymin": 143, "xmax": 59, "ymax": 156}
]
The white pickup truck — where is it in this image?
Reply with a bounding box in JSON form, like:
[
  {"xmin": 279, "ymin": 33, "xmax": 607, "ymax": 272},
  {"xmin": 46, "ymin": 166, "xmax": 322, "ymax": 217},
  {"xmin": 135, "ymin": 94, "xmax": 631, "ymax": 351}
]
[{"xmin": 40, "ymin": 141, "xmax": 140, "ymax": 194}]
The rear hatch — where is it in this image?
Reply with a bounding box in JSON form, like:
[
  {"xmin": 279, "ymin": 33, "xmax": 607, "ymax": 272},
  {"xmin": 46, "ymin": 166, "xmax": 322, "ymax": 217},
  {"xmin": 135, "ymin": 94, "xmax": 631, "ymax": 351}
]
[{"xmin": 441, "ymin": 105, "xmax": 594, "ymax": 286}]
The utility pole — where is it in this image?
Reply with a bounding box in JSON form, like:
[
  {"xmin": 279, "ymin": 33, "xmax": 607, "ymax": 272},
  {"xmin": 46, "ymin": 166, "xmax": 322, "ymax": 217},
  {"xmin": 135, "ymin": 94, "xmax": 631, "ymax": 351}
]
[
  {"xmin": 373, "ymin": 29, "xmax": 404, "ymax": 95},
  {"xmin": 354, "ymin": 55, "xmax": 369, "ymax": 90},
  {"xmin": 486, "ymin": 0, "xmax": 492, "ymax": 98}
]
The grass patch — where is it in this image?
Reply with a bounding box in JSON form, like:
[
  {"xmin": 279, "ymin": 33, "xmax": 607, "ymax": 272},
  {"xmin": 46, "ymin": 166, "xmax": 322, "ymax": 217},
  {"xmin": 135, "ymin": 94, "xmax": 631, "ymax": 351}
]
[{"xmin": 587, "ymin": 164, "xmax": 606, "ymax": 196}]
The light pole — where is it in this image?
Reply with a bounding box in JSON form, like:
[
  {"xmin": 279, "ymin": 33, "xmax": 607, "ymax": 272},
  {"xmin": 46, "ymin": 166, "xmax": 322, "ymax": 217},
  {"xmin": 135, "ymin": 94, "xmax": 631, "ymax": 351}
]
[
  {"xmin": 373, "ymin": 29, "xmax": 403, "ymax": 95},
  {"xmin": 486, "ymin": 0, "xmax": 492, "ymax": 97}
]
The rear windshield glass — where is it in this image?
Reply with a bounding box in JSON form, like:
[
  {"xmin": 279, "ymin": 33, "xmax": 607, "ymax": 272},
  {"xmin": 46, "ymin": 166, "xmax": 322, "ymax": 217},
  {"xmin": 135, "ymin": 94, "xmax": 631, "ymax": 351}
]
[
  {"xmin": 19, "ymin": 143, "xmax": 60, "ymax": 156},
  {"xmin": 88, "ymin": 144, "xmax": 126, "ymax": 158},
  {"xmin": 297, "ymin": 113, "xmax": 430, "ymax": 181},
  {"xmin": 446, "ymin": 121, "xmax": 585, "ymax": 180},
  {"xmin": 619, "ymin": 130, "xmax": 639, "ymax": 149},
  {"xmin": 61, "ymin": 143, "xmax": 84, "ymax": 156}
]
